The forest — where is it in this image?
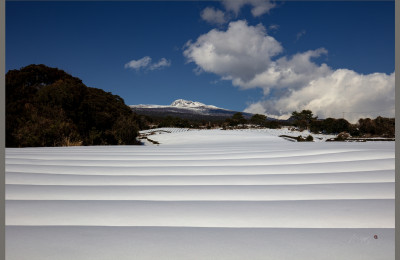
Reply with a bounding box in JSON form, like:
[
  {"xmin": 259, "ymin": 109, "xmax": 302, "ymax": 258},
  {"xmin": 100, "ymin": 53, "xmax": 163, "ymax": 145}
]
[{"xmin": 6, "ymin": 64, "xmax": 146, "ymax": 147}]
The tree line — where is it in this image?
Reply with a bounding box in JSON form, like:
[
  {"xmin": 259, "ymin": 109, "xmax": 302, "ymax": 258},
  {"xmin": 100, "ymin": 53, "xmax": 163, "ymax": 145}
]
[
  {"xmin": 289, "ymin": 110, "xmax": 394, "ymax": 138},
  {"xmin": 135, "ymin": 110, "xmax": 395, "ymax": 138}
]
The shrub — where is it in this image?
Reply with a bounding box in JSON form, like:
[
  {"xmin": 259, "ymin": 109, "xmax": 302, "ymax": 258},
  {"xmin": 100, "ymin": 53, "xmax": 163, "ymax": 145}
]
[
  {"xmin": 6, "ymin": 64, "xmax": 141, "ymax": 147},
  {"xmin": 306, "ymin": 135, "xmax": 314, "ymax": 141}
]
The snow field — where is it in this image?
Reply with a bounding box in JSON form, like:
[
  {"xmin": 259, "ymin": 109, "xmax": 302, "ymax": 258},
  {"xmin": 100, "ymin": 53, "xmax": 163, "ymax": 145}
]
[{"xmin": 5, "ymin": 129, "xmax": 395, "ymax": 259}]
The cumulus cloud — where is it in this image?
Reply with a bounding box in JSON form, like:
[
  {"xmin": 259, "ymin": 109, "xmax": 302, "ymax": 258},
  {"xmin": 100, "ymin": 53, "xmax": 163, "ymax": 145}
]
[
  {"xmin": 125, "ymin": 56, "xmax": 171, "ymax": 71},
  {"xmin": 149, "ymin": 58, "xmax": 171, "ymax": 70},
  {"xmin": 244, "ymin": 70, "xmax": 395, "ymax": 123},
  {"xmin": 183, "ymin": 20, "xmax": 395, "ymax": 122},
  {"xmin": 222, "ymin": 0, "xmax": 276, "ymax": 17},
  {"xmin": 201, "ymin": 7, "xmax": 227, "ymax": 25},
  {"xmin": 124, "ymin": 56, "xmax": 152, "ymax": 70},
  {"xmin": 184, "ymin": 20, "xmax": 282, "ymax": 81},
  {"xmin": 231, "ymin": 48, "xmax": 331, "ymax": 93}
]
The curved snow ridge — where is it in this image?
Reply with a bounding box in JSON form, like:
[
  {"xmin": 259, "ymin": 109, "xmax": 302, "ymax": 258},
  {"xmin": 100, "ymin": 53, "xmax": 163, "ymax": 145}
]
[
  {"xmin": 5, "ymin": 130, "xmax": 395, "ymax": 260},
  {"xmin": 6, "ymin": 199, "xmax": 394, "ymax": 228},
  {"xmin": 5, "ymin": 150, "xmax": 394, "ymax": 167},
  {"xmin": 5, "ymin": 149, "xmax": 370, "ymax": 160},
  {"xmin": 6, "ymin": 143, "xmax": 391, "ymax": 156},
  {"xmin": 6, "ymin": 183, "xmax": 395, "ymax": 201},
  {"xmin": 6, "ymin": 158, "xmax": 394, "ymax": 175},
  {"xmin": 6, "ymin": 170, "xmax": 395, "ymax": 186}
]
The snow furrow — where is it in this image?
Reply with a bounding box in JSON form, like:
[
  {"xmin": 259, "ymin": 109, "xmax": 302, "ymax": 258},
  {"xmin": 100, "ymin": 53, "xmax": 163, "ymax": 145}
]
[
  {"xmin": 6, "ymin": 199, "xmax": 394, "ymax": 228},
  {"xmin": 5, "ymin": 150, "xmax": 393, "ymax": 167},
  {"xmin": 5, "ymin": 183, "xmax": 394, "ymax": 201},
  {"xmin": 5, "ymin": 129, "xmax": 395, "ymax": 260},
  {"xmin": 6, "ymin": 158, "xmax": 394, "ymax": 175},
  {"xmin": 6, "ymin": 170, "xmax": 394, "ymax": 186},
  {"xmin": 5, "ymin": 149, "xmax": 367, "ymax": 160}
]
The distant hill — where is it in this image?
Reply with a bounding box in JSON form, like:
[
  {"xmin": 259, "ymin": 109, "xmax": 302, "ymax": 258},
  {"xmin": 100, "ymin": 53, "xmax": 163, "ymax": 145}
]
[
  {"xmin": 6, "ymin": 64, "xmax": 142, "ymax": 147},
  {"xmin": 130, "ymin": 99, "xmax": 255, "ymax": 120}
]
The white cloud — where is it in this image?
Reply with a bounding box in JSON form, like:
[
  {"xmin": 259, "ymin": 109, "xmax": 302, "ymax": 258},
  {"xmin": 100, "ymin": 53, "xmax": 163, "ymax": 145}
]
[
  {"xmin": 232, "ymin": 48, "xmax": 331, "ymax": 92},
  {"xmin": 124, "ymin": 56, "xmax": 152, "ymax": 70},
  {"xmin": 184, "ymin": 20, "xmax": 395, "ymax": 123},
  {"xmin": 201, "ymin": 7, "xmax": 227, "ymax": 25},
  {"xmin": 149, "ymin": 58, "xmax": 171, "ymax": 70},
  {"xmin": 183, "ymin": 20, "xmax": 282, "ymax": 81},
  {"xmin": 222, "ymin": 0, "xmax": 276, "ymax": 17},
  {"xmin": 244, "ymin": 70, "xmax": 395, "ymax": 123},
  {"xmin": 125, "ymin": 56, "xmax": 171, "ymax": 71}
]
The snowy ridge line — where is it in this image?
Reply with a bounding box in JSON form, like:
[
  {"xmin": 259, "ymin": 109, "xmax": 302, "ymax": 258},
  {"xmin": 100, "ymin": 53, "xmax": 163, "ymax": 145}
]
[
  {"xmin": 4, "ymin": 182, "xmax": 395, "ymax": 188},
  {"xmin": 5, "ymin": 153, "xmax": 394, "ymax": 167},
  {"xmin": 5, "ymin": 149, "xmax": 370, "ymax": 160},
  {"xmin": 6, "ymin": 143, "xmax": 384, "ymax": 152},
  {"xmin": 6, "ymin": 170, "xmax": 394, "ymax": 186},
  {"xmin": 7, "ymin": 198, "xmax": 394, "ymax": 202},
  {"xmin": 7, "ymin": 182, "xmax": 395, "ymax": 187},
  {"xmin": 5, "ymin": 226, "xmax": 396, "ymax": 230},
  {"xmin": 6, "ymin": 199, "xmax": 394, "ymax": 228},
  {"xmin": 5, "ymin": 226, "xmax": 396, "ymax": 231},
  {"xmin": 5, "ymin": 146, "xmax": 329, "ymax": 154},
  {"xmin": 5, "ymin": 183, "xmax": 394, "ymax": 201},
  {"xmin": 6, "ymin": 158, "xmax": 394, "ymax": 175}
]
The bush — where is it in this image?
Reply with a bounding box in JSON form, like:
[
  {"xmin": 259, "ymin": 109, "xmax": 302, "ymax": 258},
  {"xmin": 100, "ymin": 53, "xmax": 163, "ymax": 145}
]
[
  {"xmin": 357, "ymin": 117, "xmax": 394, "ymax": 137},
  {"xmin": 6, "ymin": 64, "xmax": 141, "ymax": 147},
  {"xmin": 306, "ymin": 135, "xmax": 314, "ymax": 141},
  {"xmin": 250, "ymin": 114, "xmax": 267, "ymax": 126},
  {"xmin": 296, "ymin": 135, "xmax": 314, "ymax": 142},
  {"xmin": 112, "ymin": 115, "xmax": 140, "ymax": 145},
  {"xmin": 335, "ymin": 132, "xmax": 350, "ymax": 141}
]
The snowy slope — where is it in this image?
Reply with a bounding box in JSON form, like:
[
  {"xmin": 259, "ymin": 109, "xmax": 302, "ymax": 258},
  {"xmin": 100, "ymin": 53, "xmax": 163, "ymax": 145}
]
[
  {"xmin": 170, "ymin": 99, "xmax": 219, "ymax": 109},
  {"xmin": 129, "ymin": 99, "xmax": 254, "ymax": 119},
  {"xmin": 130, "ymin": 99, "xmax": 221, "ymax": 110},
  {"xmin": 5, "ymin": 129, "xmax": 395, "ymax": 260}
]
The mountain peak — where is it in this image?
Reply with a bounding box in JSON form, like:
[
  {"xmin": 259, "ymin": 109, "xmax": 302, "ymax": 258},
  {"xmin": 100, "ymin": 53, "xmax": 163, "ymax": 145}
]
[{"xmin": 170, "ymin": 99, "xmax": 218, "ymax": 109}]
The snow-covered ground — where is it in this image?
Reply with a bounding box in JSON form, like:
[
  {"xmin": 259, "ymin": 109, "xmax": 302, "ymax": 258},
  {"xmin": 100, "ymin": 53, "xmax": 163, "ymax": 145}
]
[
  {"xmin": 140, "ymin": 126, "xmax": 337, "ymax": 142},
  {"xmin": 6, "ymin": 129, "xmax": 395, "ymax": 260}
]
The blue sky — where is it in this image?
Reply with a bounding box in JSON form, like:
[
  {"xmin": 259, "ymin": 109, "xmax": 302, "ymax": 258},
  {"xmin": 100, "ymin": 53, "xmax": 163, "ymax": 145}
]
[{"xmin": 6, "ymin": 1, "xmax": 395, "ymax": 122}]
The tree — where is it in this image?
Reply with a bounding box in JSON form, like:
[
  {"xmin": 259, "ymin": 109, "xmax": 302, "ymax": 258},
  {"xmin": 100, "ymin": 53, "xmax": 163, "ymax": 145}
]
[
  {"xmin": 229, "ymin": 112, "xmax": 247, "ymax": 126},
  {"xmin": 6, "ymin": 64, "xmax": 142, "ymax": 147},
  {"xmin": 291, "ymin": 110, "xmax": 317, "ymax": 130},
  {"xmin": 357, "ymin": 117, "xmax": 395, "ymax": 137},
  {"xmin": 113, "ymin": 115, "xmax": 140, "ymax": 145},
  {"xmin": 250, "ymin": 114, "xmax": 267, "ymax": 126}
]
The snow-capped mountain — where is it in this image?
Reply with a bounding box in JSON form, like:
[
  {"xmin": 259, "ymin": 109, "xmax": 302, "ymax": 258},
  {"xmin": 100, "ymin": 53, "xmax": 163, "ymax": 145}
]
[
  {"xmin": 170, "ymin": 99, "xmax": 219, "ymax": 109},
  {"xmin": 131, "ymin": 99, "xmax": 220, "ymax": 110},
  {"xmin": 130, "ymin": 99, "xmax": 253, "ymax": 119}
]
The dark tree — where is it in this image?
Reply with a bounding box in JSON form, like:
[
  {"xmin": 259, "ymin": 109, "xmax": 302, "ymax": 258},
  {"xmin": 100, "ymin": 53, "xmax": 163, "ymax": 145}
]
[
  {"xmin": 250, "ymin": 114, "xmax": 267, "ymax": 126},
  {"xmin": 291, "ymin": 110, "xmax": 317, "ymax": 130},
  {"xmin": 6, "ymin": 64, "xmax": 142, "ymax": 147},
  {"xmin": 228, "ymin": 112, "xmax": 248, "ymax": 126}
]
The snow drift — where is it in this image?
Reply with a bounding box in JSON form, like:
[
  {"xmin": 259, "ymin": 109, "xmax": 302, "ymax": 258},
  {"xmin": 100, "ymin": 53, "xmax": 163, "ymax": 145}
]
[{"xmin": 5, "ymin": 129, "xmax": 395, "ymax": 260}]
